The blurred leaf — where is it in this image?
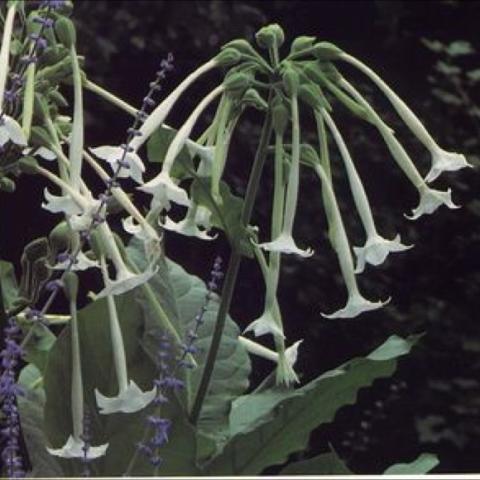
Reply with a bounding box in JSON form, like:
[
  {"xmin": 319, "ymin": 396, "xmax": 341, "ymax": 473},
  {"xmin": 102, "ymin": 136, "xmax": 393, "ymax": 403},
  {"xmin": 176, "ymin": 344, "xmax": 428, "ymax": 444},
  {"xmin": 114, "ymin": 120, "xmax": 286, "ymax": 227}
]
[
  {"xmin": 280, "ymin": 449, "xmax": 352, "ymax": 475},
  {"xmin": 205, "ymin": 335, "xmax": 420, "ymax": 474},
  {"xmin": 467, "ymin": 69, "xmax": 480, "ymax": 83},
  {"xmin": 23, "ymin": 324, "xmax": 57, "ymax": 374},
  {"xmin": 421, "ymin": 38, "xmax": 445, "ymax": 53},
  {"xmin": 0, "ymin": 259, "xmax": 19, "ymax": 309},
  {"xmin": 383, "ymin": 453, "xmax": 439, "ymax": 474},
  {"xmin": 432, "ymin": 88, "xmax": 463, "ymax": 106},
  {"xmin": 435, "ymin": 60, "xmax": 461, "ymax": 76}
]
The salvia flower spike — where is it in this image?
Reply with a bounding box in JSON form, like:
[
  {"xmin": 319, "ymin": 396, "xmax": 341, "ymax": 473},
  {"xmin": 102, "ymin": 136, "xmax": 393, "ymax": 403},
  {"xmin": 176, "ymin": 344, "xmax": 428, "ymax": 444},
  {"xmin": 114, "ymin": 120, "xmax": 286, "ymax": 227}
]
[
  {"xmin": 341, "ymin": 79, "xmax": 461, "ymax": 220},
  {"xmin": 259, "ymin": 69, "xmax": 313, "ymax": 257},
  {"xmin": 314, "ymin": 164, "xmax": 389, "ymax": 318},
  {"xmin": 47, "ymin": 273, "xmax": 109, "ymax": 459},
  {"xmin": 94, "ymin": 253, "xmax": 156, "ymax": 414},
  {"xmin": 321, "ymin": 108, "xmax": 411, "ymax": 273},
  {"xmin": 340, "ymin": 52, "xmax": 472, "ymax": 182},
  {"xmin": 139, "ymin": 84, "xmax": 224, "ymax": 209}
]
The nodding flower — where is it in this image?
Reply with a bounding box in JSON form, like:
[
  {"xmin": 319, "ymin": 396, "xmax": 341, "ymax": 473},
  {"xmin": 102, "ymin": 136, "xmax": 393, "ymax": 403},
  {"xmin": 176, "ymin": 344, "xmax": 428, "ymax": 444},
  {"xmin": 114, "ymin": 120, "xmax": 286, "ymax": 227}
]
[
  {"xmin": 340, "ymin": 79, "xmax": 461, "ymax": 220},
  {"xmin": 47, "ymin": 273, "xmax": 109, "ymax": 459},
  {"xmin": 321, "ymin": 108, "xmax": 411, "ymax": 273},
  {"xmin": 340, "ymin": 53, "xmax": 472, "ymax": 183},
  {"xmin": 94, "ymin": 253, "xmax": 156, "ymax": 414},
  {"xmin": 139, "ymin": 85, "xmax": 224, "ymax": 209},
  {"xmin": 314, "ymin": 163, "xmax": 389, "ymax": 319},
  {"xmin": 94, "ymin": 223, "xmax": 158, "ymax": 298}
]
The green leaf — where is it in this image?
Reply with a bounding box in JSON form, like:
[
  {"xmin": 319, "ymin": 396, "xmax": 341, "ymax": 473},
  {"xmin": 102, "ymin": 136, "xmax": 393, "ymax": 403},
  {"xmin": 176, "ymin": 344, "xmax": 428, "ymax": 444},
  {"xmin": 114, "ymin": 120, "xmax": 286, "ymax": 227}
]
[
  {"xmin": 146, "ymin": 126, "xmax": 195, "ymax": 179},
  {"xmin": 280, "ymin": 450, "xmax": 352, "ymax": 475},
  {"xmin": 205, "ymin": 335, "xmax": 420, "ymax": 475},
  {"xmin": 0, "ymin": 259, "xmax": 19, "ymax": 309},
  {"xmin": 191, "ymin": 177, "xmax": 253, "ymax": 257},
  {"xmin": 23, "ymin": 323, "xmax": 57, "ymax": 374},
  {"xmin": 383, "ymin": 453, "xmax": 440, "ymax": 475}
]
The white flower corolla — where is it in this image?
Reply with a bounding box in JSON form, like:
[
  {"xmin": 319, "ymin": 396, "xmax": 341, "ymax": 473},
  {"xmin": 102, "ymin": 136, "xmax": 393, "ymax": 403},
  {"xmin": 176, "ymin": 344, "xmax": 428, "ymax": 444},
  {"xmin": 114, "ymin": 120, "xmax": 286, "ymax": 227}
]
[
  {"xmin": 244, "ymin": 303, "xmax": 286, "ymax": 339},
  {"xmin": 259, "ymin": 92, "xmax": 313, "ymax": 258},
  {"xmin": 90, "ymin": 145, "xmax": 145, "ymax": 184},
  {"xmin": 185, "ymin": 142, "xmax": 215, "ymax": 164},
  {"xmin": 341, "ymin": 79, "xmax": 461, "ymax": 220},
  {"xmin": 161, "ymin": 204, "xmax": 217, "ymax": 240},
  {"xmin": 340, "ymin": 53, "xmax": 471, "ymax": 182},
  {"xmin": 95, "ymin": 380, "xmax": 156, "ymax": 415},
  {"xmin": 353, "ymin": 234, "xmax": 412, "ymax": 274},
  {"xmin": 122, "ymin": 216, "xmax": 151, "ymax": 241},
  {"xmin": 54, "ymin": 250, "xmax": 99, "ymax": 271},
  {"xmin": 406, "ymin": 184, "xmax": 460, "ymax": 220},
  {"xmin": 238, "ymin": 336, "xmax": 303, "ymax": 367},
  {"xmin": 42, "ymin": 187, "xmax": 83, "ymax": 217},
  {"xmin": 130, "ymin": 59, "xmax": 218, "ymax": 151},
  {"xmin": 425, "ymin": 147, "xmax": 472, "ymax": 183},
  {"xmin": 321, "ymin": 108, "xmax": 411, "ymax": 272},
  {"xmin": 138, "ymin": 85, "xmax": 224, "ymax": 208},
  {"xmin": 47, "ymin": 435, "xmax": 108, "ymax": 459},
  {"xmin": 69, "ymin": 199, "xmax": 103, "ymax": 232},
  {"xmin": 94, "ymin": 254, "xmax": 157, "ymax": 414},
  {"xmin": 23, "ymin": 146, "xmax": 57, "ymax": 161},
  {"xmin": 314, "ymin": 164, "xmax": 388, "ymax": 319},
  {"xmin": 195, "ymin": 205, "xmax": 214, "ymax": 230},
  {"xmin": 0, "ymin": 115, "xmax": 27, "ymax": 147}
]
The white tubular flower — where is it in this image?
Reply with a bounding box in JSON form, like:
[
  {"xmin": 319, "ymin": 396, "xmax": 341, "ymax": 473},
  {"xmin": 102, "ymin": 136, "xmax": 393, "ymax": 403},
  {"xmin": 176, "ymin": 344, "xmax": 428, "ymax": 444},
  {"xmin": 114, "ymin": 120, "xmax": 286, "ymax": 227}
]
[
  {"xmin": 244, "ymin": 304, "xmax": 286, "ymax": 339},
  {"xmin": 95, "ymin": 255, "xmax": 156, "ymax": 414},
  {"xmin": 48, "ymin": 273, "xmax": 109, "ymax": 459},
  {"xmin": 42, "ymin": 187, "xmax": 83, "ymax": 217},
  {"xmin": 139, "ymin": 85, "xmax": 224, "ymax": 208},
  {"xmin": 259, "ymin": 91, "xmax": 313, "ymax": 258},
  {"xmin": 161, "ymin": 204, "xmax": 217, "ymax": 240},
  {"xmin": 238, "ymin": 336, "xmax": 303, "ymax": 367},
  {"xmin": 406, "ymin": 184, "xmax": 459, "ymax": 220},
  {"xmin": 47, "ymin": 435, "xmax": 108, "ymax": 460},
  {"xmin": 95, "ymin": 224, "xmax": 158, "ymax": 298},
  {"xmin": 130, "ymin": 59, "xmax": 218, "ymax": 151},
  {"xmin": 340, "ymin": 53, "xmax": 471, "ymax": 182},
  {"xmin": 122, "ymin": 216, "xmax": 151, "ymax": 241},
  {"xmin": 0, "ymin": 115, "xmax": 27, "ymax": 147},
  {"xmin": 341, "ymin": 79, "xmax": 461, "ymax": 220},
  {"xmin": 321, "ymin": 108, "xmax": 411, "ymax": 273},
  {"xmin": 54, "ymin": 250, "xmax": 99, "ymax": 271},
  {"xmin": 90, "ymin": 146, "xmax": 145, "ymax": 184},
  {"xmin": 314, "ymin": 164, "xmax": 388, "ymax": 319},
  {"xmin": 23, "ymin": 146, "xmax": 57, "ymax": 161}
]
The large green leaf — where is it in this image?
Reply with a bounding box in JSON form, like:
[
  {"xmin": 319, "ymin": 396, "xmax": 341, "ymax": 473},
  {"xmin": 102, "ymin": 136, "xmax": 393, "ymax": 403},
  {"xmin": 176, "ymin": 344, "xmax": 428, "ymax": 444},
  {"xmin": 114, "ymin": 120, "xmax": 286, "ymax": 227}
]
[
  {"xmin": 383, "ymin": 453, "xmax": 440, "ymax": 475},
  {"xmin": 0, "ymin": 259, "xmax": 19, "ymax": 309},
  {"xmin": 205, "ymin": 334, "xmax": 421, "ymax": 475},
  {"xmin": 279, "ymin": 449, "xmax": 352, "ymax": 475}
]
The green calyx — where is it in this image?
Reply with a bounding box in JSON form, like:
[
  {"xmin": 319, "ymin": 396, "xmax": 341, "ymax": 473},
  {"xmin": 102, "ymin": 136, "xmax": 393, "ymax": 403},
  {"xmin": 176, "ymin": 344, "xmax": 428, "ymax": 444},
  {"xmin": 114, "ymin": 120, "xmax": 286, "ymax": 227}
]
[
  {"xmin": 241, "ymin": 88, "xmax": 268, "ymax": 110},
  {"xmin": 30, "ymin": 125, "xmax": 54, "ymax": 149},
  {"xmin": 271, "ymin": 97, "xmax": 290, "ymax": 136},
  {"xmin": 300, "ymin": 143, "xmax": 320, "ymax": 169},
  {"xmin": 55, "ymin": 17, "xmax": 76, "ymax": 48},
  {"xmin": 0, "ymin": 177, "xmax": 16, "ymax": 193},
  {"xmin": 255, "ymin": 24, "xmax": 285, "ymax": 49},
  {"xmin": 223, "ymin": 71, "xmax": 252, "ymax": 94},
  {"xmin": 63, "ymin": 271, "xmax": 79, "ymax": 303},
  {"xmin": 290, "ymin": 35, "xmax": 316, "ymax": 55},
  {"xmin": 312, "ymin": 41, "xmax": 343, "ymax": 61},
  {"xmin": 282, "ymin": 64, "xmax": 300, "ymax": 97},
  {"xmin": 89, "ymin": 230, "xmax": 107, "ymax": 260},
  {"xmin": 18, "ymin": 156, "xmax": 40, "ymax": 175},
  {"xmin": 215, "ymin": 47, "xmax": 243, "ymax": 67},
  {"xmin": 298, "ymin": 82, "xmax": 331, "ymax": 111},
  {"xmin": 49, "ymin": 221, "xmax": 73, "ymax": 253}
]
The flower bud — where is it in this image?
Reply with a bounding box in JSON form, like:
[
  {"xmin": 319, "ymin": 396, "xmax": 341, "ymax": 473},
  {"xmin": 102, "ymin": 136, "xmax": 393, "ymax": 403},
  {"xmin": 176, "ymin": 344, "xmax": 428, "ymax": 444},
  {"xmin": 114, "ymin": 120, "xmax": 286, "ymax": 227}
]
[
  {"xmin": 215, "ymin": 47, "xmax": 243, "ymax": 67},
  {"xmin": 30, "ymin": 125, "xmax": 53, "ymax": 149},
  {"xmin": 241, "ymin": 88, "xmax": 268, "ymax": 110},
  {"xmin": 290, "ymin": 36, "xmax": 316, "ymax": 55},
  {"xmin": 49, "ymin": 221, "xmax": 72, "ymax": 252},
  {"xmin": 55, "ymin": 17, "xmax": 76, "ymax": 48},
  {"xmin": 312, "ymin": 41, "xmax": 343, "ymax": 61},
  {"xmin": 63, "ymin": 271, "xmax": 79, "ymax": 302},
  {"xmin": 222, "ymin": 39, "xmax": 258, "ymax": 57},
  {"xmin": 89, "ymin": 230, "xmax": 106, "ymax": 259},
  {"xmin": 300, "ymin": 144, "xmax": 320, "ymax": 168},
  {"xmin": 18, "ymin": 156, "xmax": 40, "ymax": 175},
  {"xmin": 298, "ymin": 83, "xmax": 331, "ymax": 111},
  {"xmin": 255, "ymin": 24, "xmax": 285, "ymax": 49},
  {"xmin": 223, "ymin": 71, "xmax": 251, "ymax": 93},
  {"xmin": 0, "ymin": 177, "xmax": 15, "ymax": 193},
  {"xmin": 282, "ymin": 65, "xmax": 300, "ymax": 96},
  {"xmin": 272, "ymin": 97, "xmax": 290, "ymax": 136},
  {"xmin": 48, "ymin": 89, "xmax": 69, "ymax": 108}
]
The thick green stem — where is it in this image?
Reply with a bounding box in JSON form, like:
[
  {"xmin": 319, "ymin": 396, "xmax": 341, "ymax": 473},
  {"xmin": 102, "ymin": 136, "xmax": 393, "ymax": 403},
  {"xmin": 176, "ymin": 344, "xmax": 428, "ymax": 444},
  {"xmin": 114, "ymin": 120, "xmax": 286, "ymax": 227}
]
[{"xmin": 189, "ymin": 92, "xmax": 274, "ymax": 424}]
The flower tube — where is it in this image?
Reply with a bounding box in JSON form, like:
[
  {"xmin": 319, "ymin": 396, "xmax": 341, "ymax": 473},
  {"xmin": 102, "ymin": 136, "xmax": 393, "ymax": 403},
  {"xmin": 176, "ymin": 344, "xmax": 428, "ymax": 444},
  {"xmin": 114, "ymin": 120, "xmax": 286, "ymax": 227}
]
[
  {"xmin": 139, "ymin": 85, "xmax": 224, "ymax": 208},
  {"xmin": 340, "ymin": 53, "xmax": 471, "ymax": 182},
  {"xmin": 321, "ymin": 108, "xmax": 411, "ymax": 273},
  {"xmin": 47, "ymin": 273, "xmax": 109, "ymax": 459},
  {"xmin": 341, "ymin": 78, "xmax": 460, "ymax": 220}
]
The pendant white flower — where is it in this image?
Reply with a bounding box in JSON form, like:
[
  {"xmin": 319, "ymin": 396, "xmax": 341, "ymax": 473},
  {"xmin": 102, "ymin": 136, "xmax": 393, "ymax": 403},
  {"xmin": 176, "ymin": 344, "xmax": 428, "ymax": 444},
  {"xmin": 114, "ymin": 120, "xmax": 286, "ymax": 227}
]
[
  {"xmin": 161, "ymin": 204, "xmax": 217, "ymax": 240},
  {"xmin": 0, "ymin": 115, "xmax": 27, "ymax": 147},
  {"xmin": 23, "ymin": 146, "xmax": 57, "ymax": 161},
  {"xmin": 340, "ymin": 53, "xmax": 471, "ymax": 182},
  {"xmin": 138, "ymin": 85, "xmax": 224, "ymax": 209},
  {"xmin": 406, "ymin": 184, "xmax": 459, "ymax": 220},
  {"xmin": 47, "ymin": 435, "xmax": 108, "ymax": 460},
  {"xmin": 54, "ymin": 250, "xmax": 99, "ymax": 271},
  {"xmin": 91, "ymin": 145, "xmax": 145, "ymax": 184},
  {"xmin": 238, "ymin": 336, "xmax": 303, "ymax": 367}
]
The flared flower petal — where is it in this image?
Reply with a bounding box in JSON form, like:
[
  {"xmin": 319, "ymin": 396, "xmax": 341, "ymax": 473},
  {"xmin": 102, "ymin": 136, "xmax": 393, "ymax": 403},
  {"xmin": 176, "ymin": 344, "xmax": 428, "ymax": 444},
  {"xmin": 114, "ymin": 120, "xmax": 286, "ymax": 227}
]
[
  {"xmin": 47, "ymin": 435, "xmax": 108, "ymax": 459},
  {"xmin": 353, "ymin": 234, "xmax": 412, "ymax": 273},
  {"xmin": 259, "ymin": 232, "xmax": 314, "ymax": 258},
  {"xmin": 243, "ymin": 307, "xmax": 285, "ymax": 339},
  {"xmin": 91, "ymin": 145, "xmax": 145, "ymax": 184},
  {"xmin": 54, "ymin": 250, "xmax": 99, "ymax": 271},
  {"xmin": 95, "ymin": 380, "xmax": 156, "ymax": 414},
  {"xmin": 96, "ymin": 264, "xmax": 158, "ymax": 298},
  {"xmin": 425, "ymin": 148, "xmax": 473, "ymax": 183},
  {"xmin": 0, "ymin": 115, "xmax": 27, "ymax": 147},
  {"xmin": 185, "ymin": 142, "xmax": 215, "ymax": 165},
  {"xmin": 23, "ymin": 146, "xmax": 57, "ymax": 161},
  {"xmin": 406, "ymin": 185, "xmax": 460, "ymax": 220},
  {"xmin": 161, "ymin": 213, "xmax": 217, "ymax": 240},
  {"xmin": 322, "ymin": 292, "xmax": 390, "ymax": 319},
  {"xmin": 42, "ymin": 188, "xmax": 83, "ymax": 216},
  {"xmin": 138, "ymin": 171, "xmax": 190, "ymax": 208},
  {"xmin": 122, "ymin": 216, "xmax": 151, "ymax": 241}
]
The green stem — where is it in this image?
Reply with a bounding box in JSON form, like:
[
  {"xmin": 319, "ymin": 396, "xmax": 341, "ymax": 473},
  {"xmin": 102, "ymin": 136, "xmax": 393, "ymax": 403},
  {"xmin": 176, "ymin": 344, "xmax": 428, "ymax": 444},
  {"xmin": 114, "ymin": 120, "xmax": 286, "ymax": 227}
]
[
  {"xmin": 21, "ymin": 61, "xmax": 35, "ymax": 140},
  {"xmin": 189, "ymin": 91, "xmax": 274, "ymax": 424}
]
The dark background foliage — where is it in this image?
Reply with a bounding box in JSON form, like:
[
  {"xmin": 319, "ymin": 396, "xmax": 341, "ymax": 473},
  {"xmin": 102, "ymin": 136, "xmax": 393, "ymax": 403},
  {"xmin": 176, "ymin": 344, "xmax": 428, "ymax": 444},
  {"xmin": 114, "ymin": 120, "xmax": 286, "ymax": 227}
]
[{"xmin": 2, "ymin": 0, "xmax": 480, "ymax": 474}]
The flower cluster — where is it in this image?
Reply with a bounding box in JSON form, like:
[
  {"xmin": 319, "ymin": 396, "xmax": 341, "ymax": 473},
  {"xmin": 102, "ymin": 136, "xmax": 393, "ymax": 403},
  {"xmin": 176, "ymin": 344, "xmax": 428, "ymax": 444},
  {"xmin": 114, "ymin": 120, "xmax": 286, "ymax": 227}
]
[{"xmin": 0, "ymin": 318, "xmax": 25, "ymax": 479}]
